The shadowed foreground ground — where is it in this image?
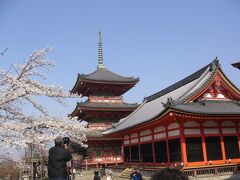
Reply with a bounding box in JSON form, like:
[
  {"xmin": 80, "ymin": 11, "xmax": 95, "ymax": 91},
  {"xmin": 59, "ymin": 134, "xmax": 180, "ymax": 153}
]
[
  {"xmin": 73, "ymin": 170, "xmax": 240, "ymax": 180},
  {"xmin": 74, "ymin": 170, "xmax": 123, "ymax": 180},
  {"xmin": 74, "ymin": 170, "xmax": 94, "ymax": 180}
]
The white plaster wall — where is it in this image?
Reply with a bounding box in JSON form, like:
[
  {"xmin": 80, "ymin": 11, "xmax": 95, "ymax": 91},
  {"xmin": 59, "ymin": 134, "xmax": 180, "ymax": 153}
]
[
  {"xmin": 124, "ymin": 140, "xmax": 130, "ymax": 145},
  {"xmin": 222, "ymin": 128, "xmax": 236, "ymax": 134},
  {"xmin": 168, "ymin": 122, "xmax": 179, "ymax": 130},
  {"xmin": 140, "ymin": 135, "xmax": 152, "ymax": 142},
  {"xmin": 154, "ymin": 126, "xmax": 165, "ymax": 133},
  {"xmin": 154, "ymin": 132, "xmax": 166, "ymax": 139},
  {"xmin": 184, "ymin": 128, "xmax": 201, "ymax": 135},
  {"xmin": 168, "ymin": 129, "xmax": 180, "ymax": 137},
  {"xmin": 184, "ymin": 121, "xmax": 200, "ymax": 127},
  {"xmin": 204, "ymin": 128, "xmax": 219, "ymax": 134}
]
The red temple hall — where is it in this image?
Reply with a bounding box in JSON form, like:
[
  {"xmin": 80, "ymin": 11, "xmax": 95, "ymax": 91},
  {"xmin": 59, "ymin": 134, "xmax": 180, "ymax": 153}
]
[
  {"xmin": 70, "ymin": 31, "xmax": 139, "ymax": 168},
  {"xmin": 104, "ymin": 58, "xmax": 240, "ymax": 171}
]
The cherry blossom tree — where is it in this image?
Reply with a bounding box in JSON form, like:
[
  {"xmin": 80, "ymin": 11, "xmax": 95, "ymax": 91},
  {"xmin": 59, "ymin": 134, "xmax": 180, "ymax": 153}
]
[{"xmin": 0, "ymin": 48, "xmax": 87, "ymax": 150}]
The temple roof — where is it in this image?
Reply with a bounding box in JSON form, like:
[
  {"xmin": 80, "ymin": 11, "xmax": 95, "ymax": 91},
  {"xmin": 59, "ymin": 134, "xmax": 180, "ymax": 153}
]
[
  {"xmin": 104, "ymin": 59, "xmax": 240, "ymax": 134},
  {"xmin": 171, "ymin": 100, "xmax": 240, "ymax": 115},
  {"xmin": 145, "ymin": 62, "xmax": 212, "ymax": 103}
]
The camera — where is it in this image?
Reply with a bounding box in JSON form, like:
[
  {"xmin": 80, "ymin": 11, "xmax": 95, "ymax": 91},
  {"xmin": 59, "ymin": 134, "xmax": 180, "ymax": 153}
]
[{"xmin": 63, "ymin": 137, "xmax": 70, "ymax": 145}]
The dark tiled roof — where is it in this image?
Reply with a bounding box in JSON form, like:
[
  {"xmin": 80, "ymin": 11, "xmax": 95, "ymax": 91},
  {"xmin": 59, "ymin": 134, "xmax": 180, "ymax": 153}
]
[
  {"xmin": 77, "ymin": 101, "xmax": 139, "ymax": 110},
  {"xmin": 170, "ymin": 100, "xmax": 240, "ymax": 115},
  {"xmin": 145, "ymin": 61, "xmax": 213, "ymax": 102},
  {"xmin": 71, "ymin": 67, "xmax": 139, "ymax": 95},
  {"xmin": 69, "ymin": 101, "xmax": 139, "ymax": 118},
  {"xmin": 86, "ymin": 129, "xmax": 122, "ymax": 139},
  {"xmin": 79, "ymin": 68, "xmax": 139, "ymax": 83}
]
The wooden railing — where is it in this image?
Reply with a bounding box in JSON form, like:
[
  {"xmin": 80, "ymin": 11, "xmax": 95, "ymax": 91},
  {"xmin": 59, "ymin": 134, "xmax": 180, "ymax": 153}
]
[
  {"xmin": 108, "ymin": 164, "xmax": 240, "ymax": 179},
  {"xmin": 183, "ymin": 164, "xmax": 238, "ymax": 178}
]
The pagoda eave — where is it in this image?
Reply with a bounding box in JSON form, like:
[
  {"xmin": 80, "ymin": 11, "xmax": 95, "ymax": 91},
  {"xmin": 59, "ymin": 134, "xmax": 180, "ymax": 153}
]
[
  {"xmin": 69, "ymin": 109, "xmax": 135, "ymax": 120},
  {"xmin": 80, "ymin": 76, "xmax": 139, "ymax": 84},
  {"xmin": 69, "ymin": 102, "xmax": 138, "ymax": 120},
  {"xmin": 68, "ymin": 105, "xmax": 85, "ymax": 120},
  {"xmin": 78, "ymin": 106, "xmax": 138, "ymax": 111},
  {"xmin": 71, "ymin": 79, "xmax": 139, "ymax": 95}
]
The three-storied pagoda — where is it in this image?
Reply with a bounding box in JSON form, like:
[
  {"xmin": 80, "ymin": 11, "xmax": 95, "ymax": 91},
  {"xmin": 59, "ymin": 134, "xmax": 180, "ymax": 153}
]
[
  {"xmin": 105, "ymin": 58, "xmax": 240, "ymax": 177},
  {"xmin": 70, "ymin": 32, "xmax": 139, "ymax": 168}
]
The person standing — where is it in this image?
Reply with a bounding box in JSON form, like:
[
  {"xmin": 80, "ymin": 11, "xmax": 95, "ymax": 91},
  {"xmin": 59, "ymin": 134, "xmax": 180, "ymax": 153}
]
[
  {"xmin": 48, "ymin": 136, "xmax": 73, "ymax": 180},
  {"xmin": 106, "ymin": 171, "xmax": 113, "ymax": 180},
  {"xmin": 130, "ymin": 168, "xmax": 143, "ymax": 180},
  {"xmin": 93, "ymin": 170, "xmax": 101, "ymax": 180}
]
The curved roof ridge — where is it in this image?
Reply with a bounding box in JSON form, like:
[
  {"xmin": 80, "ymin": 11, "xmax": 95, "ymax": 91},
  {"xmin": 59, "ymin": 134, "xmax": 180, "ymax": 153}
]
[
  {"xmin": 177, "ymin": 66, "xmax": 214, "ymax": 102},
  {"xmin": 217, "ymin": 65, "xmax": 240, "ymax": 92},
  {"xmin": 79, "ymin": 69, "xmax": 99, "ymax": 77},
  {"xmin": 145, "ymin": 61, "xmax": 213, "ymax": 103},
  {"xmin": 178, "ymin": 59, "xmax": 240, "ymax": 103},
  {"xmin": 102, "ymin": 68, "xmax": 138, "ymax": 79}
]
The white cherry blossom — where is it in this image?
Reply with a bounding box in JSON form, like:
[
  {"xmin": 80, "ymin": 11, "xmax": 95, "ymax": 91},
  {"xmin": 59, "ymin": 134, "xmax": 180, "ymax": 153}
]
[{"xmin": 0, "ymin": 48, "xmax": 87, "ymax": 151}]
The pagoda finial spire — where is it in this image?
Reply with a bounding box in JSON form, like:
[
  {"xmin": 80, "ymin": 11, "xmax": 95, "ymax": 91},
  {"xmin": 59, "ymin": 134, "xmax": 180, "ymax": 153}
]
[{"xmin": 98, "ymin": 30, "xmax": 105, "ymax": 69}]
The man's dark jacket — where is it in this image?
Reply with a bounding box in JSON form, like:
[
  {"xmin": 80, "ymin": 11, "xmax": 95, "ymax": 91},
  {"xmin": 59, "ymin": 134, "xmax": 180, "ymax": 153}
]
[{"xmin": 48, "ymin": 145, "xmax": 72, "ymax": 178}]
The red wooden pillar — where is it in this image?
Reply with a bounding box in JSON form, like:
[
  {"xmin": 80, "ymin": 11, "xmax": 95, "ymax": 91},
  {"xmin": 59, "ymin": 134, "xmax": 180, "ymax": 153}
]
[
  {"xmin": 235, "ymin": 122, "xmax": 240, "ymax": 153},
  {"xmin": 129, "ymin": 137, "xmax": 132, "ymax": 163},
  {"xmin": 220, "ymin": 137, "xmax": 226, "ymax": 161},
  {"xmin": 238, "ymin": 135, "xmax": 240, "ymax": 154},
  {"xmin": 152, "ymin": 129, "xmax": 156, "ymax": 163},
  {"xmin": 179, "ymin": 121, "xmax": 187, "ymax": 165},
  {"xmin": 121, "ymin": 144, "xmax": 124, "ymax": 162},
  {"xmin": 166, "ymin": 125, "xmax": 170, "ymax": 163},
  {"xmin": 219, "ymin": 123, "xmax": 226, "ymax": 162},
  {"xmin": 138, "ymin": 132, "xmax": 141, "ymax": 163},
  {"xmin": 200, "ymin": 122, "xmax": 208, "ymax": 163}
]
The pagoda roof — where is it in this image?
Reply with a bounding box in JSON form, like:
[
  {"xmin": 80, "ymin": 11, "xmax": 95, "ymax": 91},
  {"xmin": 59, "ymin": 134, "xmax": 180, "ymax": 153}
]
[
  {"xmin": 77, "ymin": 101, "xmax": 139, "ymax": 110},
  {"xmin": 71, "ymin": 67, "xmax": 139, "ymax": 94},
  {"xmin": 84, "ymin": 128, "xmax": 122, "ymax": 139},
  {"xmin": 69, "ymin": 101, "xmax": 139, "ymax": 118},
  {"xmin": 79, "ymin": 68, "xmax": 139, "ymax": 83},
  {"xmin": 104, "ymin": 59, "xmax": 240, "ymax": 134}
]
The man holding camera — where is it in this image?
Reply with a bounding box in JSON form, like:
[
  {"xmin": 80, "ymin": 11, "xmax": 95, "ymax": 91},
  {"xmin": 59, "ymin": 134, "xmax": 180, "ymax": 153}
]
[{"xmin": 48, "ymin": 136, "xmax": 72, "ymax": 180}]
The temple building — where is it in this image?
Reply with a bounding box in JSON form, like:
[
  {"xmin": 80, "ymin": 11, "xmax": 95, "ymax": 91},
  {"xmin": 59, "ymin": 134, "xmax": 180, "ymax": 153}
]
[
  {"xmin": 104, "ymin": 58, "xmax": 240, "ymax": 175},
  {"xmin": 70, "ymin": 32, "xmax": 139, "ymax": 168}
]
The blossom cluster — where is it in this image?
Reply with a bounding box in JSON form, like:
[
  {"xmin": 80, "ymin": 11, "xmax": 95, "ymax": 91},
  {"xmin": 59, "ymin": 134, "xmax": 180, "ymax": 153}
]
[{"xmin": 0, "ymin": 48, "xmax": 87, "ymax": 151}]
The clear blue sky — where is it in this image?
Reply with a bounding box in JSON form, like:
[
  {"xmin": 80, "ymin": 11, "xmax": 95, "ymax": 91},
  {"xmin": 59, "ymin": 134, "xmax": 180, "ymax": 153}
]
[{"xmin": 1, "ymin": 0, "xmax": 240, "ymax": 117}]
